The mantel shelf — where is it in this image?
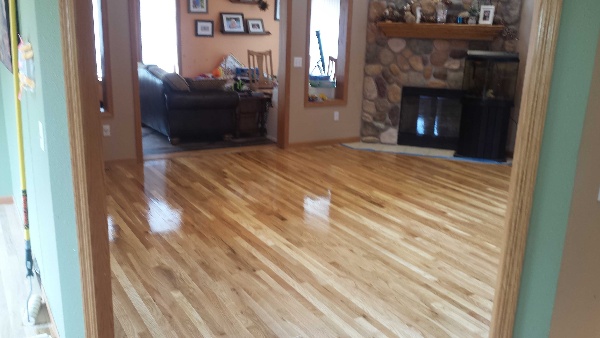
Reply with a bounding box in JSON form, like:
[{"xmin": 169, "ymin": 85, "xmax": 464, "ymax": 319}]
[{"xmin": 377, "ymin": 22, "xmax": 504, "ymax": 41}]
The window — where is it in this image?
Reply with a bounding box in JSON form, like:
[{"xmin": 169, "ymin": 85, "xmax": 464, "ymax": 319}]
[
  {"xmin": 139, "ymin": 0, "xmax": 179, "ymax": 73},
  {"xmin": 305, "ymin": 0, "xmax": 352, "ymax": 106},
  {"xmin": 92, "ymin": 0, "xmax": 112, "ymax": 115}
]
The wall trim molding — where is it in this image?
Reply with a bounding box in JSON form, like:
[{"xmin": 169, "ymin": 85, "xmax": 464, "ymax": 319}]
[
  {"xmin": 288, "ymin": 137, "xmax": 360, "ymax": 148},
  {"xmin": 490, "ymin": 0, "xmax": 564, "ymax": 336}
]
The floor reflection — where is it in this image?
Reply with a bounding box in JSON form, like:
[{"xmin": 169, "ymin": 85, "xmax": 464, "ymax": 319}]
[{"xmin": 303, "ymin": 190, "xmax": 331, "ymax": 231}]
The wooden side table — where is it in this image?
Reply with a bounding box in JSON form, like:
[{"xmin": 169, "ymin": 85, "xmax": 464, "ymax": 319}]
[{"xmin": 236, "ymin": 93, "xmax": 271, "ymax": 138}]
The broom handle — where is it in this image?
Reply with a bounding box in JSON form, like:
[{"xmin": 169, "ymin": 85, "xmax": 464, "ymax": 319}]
[{"xmin": 8, "ymin": 0, "xmax": 33, "ymax": 278}]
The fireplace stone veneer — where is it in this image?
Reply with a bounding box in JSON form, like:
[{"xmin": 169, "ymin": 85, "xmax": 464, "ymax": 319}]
[{"xmin": 361, "ymin": 0, "xmax": 523, "ymax": 144}]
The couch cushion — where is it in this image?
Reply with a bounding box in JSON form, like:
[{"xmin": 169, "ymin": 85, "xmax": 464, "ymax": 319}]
[
  {"xmin": 163, "ymin": 73, "xmax": 190, "ymax": 92},
  {"xmin": 147, "ymin": 66, "xmax": 190, "ymax": 92}
]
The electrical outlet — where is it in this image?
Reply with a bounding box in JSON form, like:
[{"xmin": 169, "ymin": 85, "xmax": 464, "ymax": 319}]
[
  {"xmin": 103, "ymin": 124, "xmax": 111, "ymax": 137},
  {"xmin": 293, "ymin": 57, "xmax": 303, "ymax": 68},
  {"xmin": 334, "ymin": 111, "xmax": 340, "ymax": 121},
  {"xmin": 38, "ymin": 121, "xmax": 45, "ymax": 152}
]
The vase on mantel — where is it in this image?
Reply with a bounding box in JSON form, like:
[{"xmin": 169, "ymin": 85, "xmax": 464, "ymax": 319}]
[{"xmin": 468, "ymin": 16, "xmax": 477, "ymax": 24}]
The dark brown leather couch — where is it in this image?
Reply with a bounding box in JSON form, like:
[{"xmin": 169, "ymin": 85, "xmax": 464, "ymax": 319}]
[{"xmin": 138, "ymin": 65, "xmax": 240, "ymax": 144}]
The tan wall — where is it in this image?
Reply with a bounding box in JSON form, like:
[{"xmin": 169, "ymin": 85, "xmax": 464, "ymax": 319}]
[
  {"xmin": 101, "ymin": 0, "xmax": 137, "ymax": 161},
  {"xmin": 507, "ymin": 0, "xmax": 534, "ymax": 152},
  {"xmin": 549, "ymin": 37, "xmax": 600, "ymax": 337},
  {"xmin": 179, "ymin": 1, "xmax": 280, "ymax": 77},
  {"xmin": 287, "ymin": 0, "xmax": 367, "ymax": 144}
]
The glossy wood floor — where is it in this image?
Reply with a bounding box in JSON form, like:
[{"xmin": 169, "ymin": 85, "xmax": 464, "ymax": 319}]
[{"xmin": 105, "ymin": 145, "xmax": 511, "ymax": 337}]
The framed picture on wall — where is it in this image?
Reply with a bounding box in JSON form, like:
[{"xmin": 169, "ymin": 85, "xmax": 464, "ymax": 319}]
[
  {"xmin": 246, "ymin": 19, "xmax": 265, "ymax": 34},
  {"xmin": 195, "ymin": 20, "xmax": 214, "ymax": 37},
  {"xmin": 221, "ymin": 13, "xmax": 245, "ymax": 34},
  {"xmin": 189, "ymin": 0, "xmax": 208, "ymax": 14},
  {"xmin": 274, "ymin": 0, "xmax": 280, "ymax": 21},
  {"xmin": 0, "ymin": 0, "xmax": 13, "ymax": 72},
  {"xmin": 479, "ymin": 5, "xmax": 495, "ymax": 25}
]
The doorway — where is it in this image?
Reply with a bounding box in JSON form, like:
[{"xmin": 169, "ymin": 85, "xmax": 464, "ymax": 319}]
[
  {"xmin": 61, "ymin": 0, "xmax": 568, "ymax": 336},
  {"xmin": 130, "ymin": 0, "xmax": 285, "ymax": 159}
]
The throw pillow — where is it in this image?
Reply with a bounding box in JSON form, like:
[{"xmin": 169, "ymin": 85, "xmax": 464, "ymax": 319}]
[{"xmin": 163, "ymin": 73, "xmax": 190, "ymax": 92}]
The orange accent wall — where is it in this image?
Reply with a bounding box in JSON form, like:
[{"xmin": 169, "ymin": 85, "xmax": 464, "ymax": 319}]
[{"xmin": 179, "ymin": 0, "xmax": 280, "ymax": 77}]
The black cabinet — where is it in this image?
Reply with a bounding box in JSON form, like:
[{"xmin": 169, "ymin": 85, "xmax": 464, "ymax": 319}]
[
  {"xmin": 455, "ymin": 51, "xmax": 519, "ymax": 161},
  {"xmin": 456, "ymin": 98, "xmax": 512, "ymax": 161}
]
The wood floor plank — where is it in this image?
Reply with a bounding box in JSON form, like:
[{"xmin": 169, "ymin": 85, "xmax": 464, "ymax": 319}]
[{"xmin": 106, "ymin": 145, "xmax": 511, "ymax": 337}]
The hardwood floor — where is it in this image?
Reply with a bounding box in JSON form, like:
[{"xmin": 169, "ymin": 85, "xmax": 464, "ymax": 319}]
[{"xmin": 105, "ymin": 145, "xmax": 511, "ymax": 337}]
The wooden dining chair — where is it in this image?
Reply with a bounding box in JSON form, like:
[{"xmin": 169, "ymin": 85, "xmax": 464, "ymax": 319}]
[
  {"xmin": 327, "ymin": 56, "xmax": 337, "ymax": 81},
  {"xmin": 247, "ymin": 50, "xmax": 275, "ymax": 90}
]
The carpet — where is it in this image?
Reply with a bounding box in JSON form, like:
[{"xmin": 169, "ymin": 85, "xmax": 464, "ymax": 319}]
[
  {"xmin": 342, "ymin": 142, "xmax": 512, "ymax": 165},
  {"xmin": 142, "ymin": 127, "xmax": 274, "ymax": 155}
]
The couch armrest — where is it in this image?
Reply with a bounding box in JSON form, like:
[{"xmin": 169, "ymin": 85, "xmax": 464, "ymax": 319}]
[{"xmin": 166, "ymin": 90, "xmax": 240, "ymax": 110}]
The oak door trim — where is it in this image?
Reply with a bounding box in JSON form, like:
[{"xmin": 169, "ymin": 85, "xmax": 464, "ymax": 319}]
[
  {"xmin": 490, "ymin": 0, "xmax": 564, "ymax": 336},
  {"xmin": 278, "ymin": 0, "xmax": 291, "ymax": 148},
  {"xmin": 129, "ymin": 0, "xmax": 143, "ymax": 162},
  {"xmin": 58, "ymin": 0, "xmax": 114, "ymax": 336}
]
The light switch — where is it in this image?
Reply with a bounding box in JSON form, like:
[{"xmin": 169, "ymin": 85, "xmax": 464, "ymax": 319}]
[
  {"xmin": 597, "ymin": 185, "xmax": 600, "ymax": 202},
  {"xmin": 293, "ymin": 57, "xmax": 303, "ymax": 68}
]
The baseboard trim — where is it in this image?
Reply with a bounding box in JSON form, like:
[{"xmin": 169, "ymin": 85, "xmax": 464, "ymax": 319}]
[
  {"xmin": 0, "ymin": 196, "xmax": 13, "ymax": 205},
  {"xmin": 142, "ymin": 143, "xmax": 278, "ymax": 161},
  {"xmin": 39, "ymin": 279, "xmax": 60, "ymax": 338},
  {"xmin": 288, "ymin": 137, "xmax": 361, "ymax": 148}
]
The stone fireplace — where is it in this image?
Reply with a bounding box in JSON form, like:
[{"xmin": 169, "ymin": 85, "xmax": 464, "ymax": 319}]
[{"xmin": 361, "ymin": 0, "xmax": 523, "ymax": 144}]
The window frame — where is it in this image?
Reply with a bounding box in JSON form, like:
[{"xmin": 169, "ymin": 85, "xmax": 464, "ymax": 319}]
[
  {"xmin": 304, "ymin": 0, "xmax": 352, "ymax": 107},
  {"xmin": 95, "ymin": 0, "xmax": 113, "ymax": 118}
]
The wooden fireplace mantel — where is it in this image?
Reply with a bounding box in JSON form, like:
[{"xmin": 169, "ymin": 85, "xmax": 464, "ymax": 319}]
[{"xmin": 377, "ymin": 22, "xmax": 504, "ymax": 41}]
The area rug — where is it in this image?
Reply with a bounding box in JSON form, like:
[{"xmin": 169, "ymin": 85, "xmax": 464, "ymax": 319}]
[
  {"xmin": 142, "ymin": 127, "xmax": 274, "ymax": 155},
  {"xmin": 342, "ymin": 142, "xmax": 512, "ymax": 165}
]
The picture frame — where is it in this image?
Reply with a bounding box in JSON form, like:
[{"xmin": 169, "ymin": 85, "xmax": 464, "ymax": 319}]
[
  {"xmin": 220, "ymin": 13, "xmax": 245, "ymax": 34},
  {"xmin": 0, "ymin": 0, "xmax": 13, "ymax": 72},
  {"xmin": 479, "ymin": 5, "xmax": 495, "ymax": 25},
  {"xmin": 195, "ymin": 20, "xmax": 214, "ymax": 37},
  {"xmin": 246, "ymin": 19, "xmax": 265, "ymax": 34},
  {"xmin": 274, "ymin": 0, "xmax": 280, "ymax": 21},
  {"xmin": 188, "ymin": 0, "xmax": 208, "ymax": 14}
]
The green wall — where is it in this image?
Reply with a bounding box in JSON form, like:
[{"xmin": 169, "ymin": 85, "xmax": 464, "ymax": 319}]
[
  {"xmin": 0, "ymin": 0, "xmax": 85, "ymax": 336},
  {"xmin": 514, "ymin": 1, "xmax": 600, "ymax": 337}
]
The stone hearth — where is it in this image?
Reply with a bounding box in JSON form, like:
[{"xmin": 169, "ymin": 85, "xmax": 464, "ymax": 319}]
[{"xmin": 361, "ymin": 0, "xmax": 523, "ymax": 144}]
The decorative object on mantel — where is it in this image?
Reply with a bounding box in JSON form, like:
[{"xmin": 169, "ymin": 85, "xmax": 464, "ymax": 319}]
[
  {"xmin": 479, "ymin": 5, "xmax": 495, "ymax": 25},
  {"xmin": 188, "ymin": 0, "xmax": 208, "ymax": 14}
]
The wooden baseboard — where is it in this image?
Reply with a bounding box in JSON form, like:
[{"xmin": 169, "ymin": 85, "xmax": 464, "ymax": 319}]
[
  {"xmin": 142, "ymin": 144, "xmax": 278, "ymax": 161},
  {"xmin": 288, "ymin": 137, "xmax": 361, "ymax": 148},
  {"xmin": 0, "ymin": 196, "xmax": 13, "ymax": 205}
]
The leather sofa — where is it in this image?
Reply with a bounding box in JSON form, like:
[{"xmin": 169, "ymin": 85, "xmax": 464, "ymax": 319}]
[{"xmin": 138, "ymin": 64, "xmax": 240, "ymax": 144}]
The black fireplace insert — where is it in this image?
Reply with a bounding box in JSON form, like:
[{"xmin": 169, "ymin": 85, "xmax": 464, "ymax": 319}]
[{"xmin": 397, "ymin": 87, "xmax": 464, "ymax": 150}]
